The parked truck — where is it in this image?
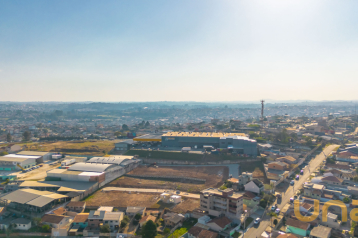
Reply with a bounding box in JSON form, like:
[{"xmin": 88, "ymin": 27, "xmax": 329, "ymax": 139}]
[{"xmin": 61, "ymin": 159, "xmax": 76, "ymax": 166}]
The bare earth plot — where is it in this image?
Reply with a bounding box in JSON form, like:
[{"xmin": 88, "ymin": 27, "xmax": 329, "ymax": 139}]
[
  {"xmin": 171, "ymin": 198, "xmax": 200, "ymax": 213},
  {"xmin": 21, "ymin": 140, "xmax": 121, "ymax": 156},
  {"xmin": 110, "ymin": 165, "xmax": 228, "ymax": 193},
  {"xmin": 85, "ymin": 191, "xmax": 160, "ymax": 208}
]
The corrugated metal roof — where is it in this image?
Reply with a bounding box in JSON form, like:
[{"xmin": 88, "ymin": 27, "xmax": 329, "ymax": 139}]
[
  {"xmin": 17, "ymin": 151, "xmax": 50, "ymax": 156},
  {"xmin": 26, "ymin": 196, "xmax": 55, "ymax": 207},
  {"xmin": 87, "ymin": 156, "xmax": 134, "ymax": 165},
  {"xmin": 68, "ymin": 162, "xmax": 115, "ymax": 172},
  {"xmin": 1, "ymin": 189, "xmax": 67, "ymax": 207}
]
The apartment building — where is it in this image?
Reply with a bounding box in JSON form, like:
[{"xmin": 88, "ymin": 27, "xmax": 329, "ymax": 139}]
[{"xmin": 200, "ymin": 188, "xmax": 243, "ymax": 221}]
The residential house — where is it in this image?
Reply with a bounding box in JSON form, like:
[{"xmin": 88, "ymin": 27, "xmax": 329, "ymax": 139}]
[
  {"xmin": 97, "ymin": 206, "xmax": 113, "ymax": 213},
  {"xmin": 103, "ymin": 212, "xmax": 123, "ymax": 230},
  {"xmin": 87, "ymin": 210, "xmax": 106, "ymax": 228},
  {"xmin": 139, "ymin": 215, "xmax": 156, "ymax": 228},
  {"xmin": 66, "ymin": 201, "xmax": 86, "ymax": 213},
  {"xmin": 277, "ymin": 234, "xmax": 299, "ymax": 238},
  {"xmin": 268, "ymin": 161, "xmax": 289, "ymax": 170},
  {"xmin": 325, "ymin": 163, "xmax": 351, "ymax": 172},
  {"xmin": 309, "ymin": 225, "xmax": 332, "ymax": 238},
  {"xmin": 206, "ymin": 216, "xmax": 232, "ymax": 232},
  {"xmin": 304, "ymin": 184, "xmax": 325, "ymax": 200},
  {"xmin": 200, "ymin": 188, "xmax": 243, "ymax": 221},
  {"xmin": 187, "ymin": 226, "xmax": 218, "ymax": 238},
  {"xmin": 164, "ymin": 213, "xmax": 185, "ymax": 228},
  {"xmin": 41, "ymin": 214, "xmax": 71, "ymax": 228},
  {"xmin": 72, "ymin": 213, "xmax": 89, "ymax": 229},
  {"xmin": 238, "ymin": 172, "xmax": 252, "ymax": 186},
  {"xmin": 227, "ymin": 178, "xmax": 240, "ymax": 191},
  {"xmin": 244, "ymin": 179, "xmax": 264, "ymax": 195},
  {"xmin": 242, "ymin": 191, "xmax": 259, "ymax": 208},
  {"xmin": 52, "ymin": 207, "xmax": 67, "ymax": 216},
  {"xmin": 126, "ymin": 207, "xmax": 146, "ymax": 217},
  {"xmin": 321, "ymin": 176, "xmax": 343, "ymax": 186},
  {"xmin": 276, "ymin": 156, "xmax": 298, "ymax": 165},
  {"xmin": 318, "ymin": 212, "xmax": 341, "ymax": 229},
  {"xmin": 285, "ymin": 218, "xmax": 310, "ymax": 237},
  {"xmin": 11, "ymin": 218, "xmax": 31, "ymax": 231}
]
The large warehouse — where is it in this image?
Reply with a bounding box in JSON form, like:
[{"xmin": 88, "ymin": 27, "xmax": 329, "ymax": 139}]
[{"xmin": 162, "ymin": 132, "xmax": 258, "ymax": 157}]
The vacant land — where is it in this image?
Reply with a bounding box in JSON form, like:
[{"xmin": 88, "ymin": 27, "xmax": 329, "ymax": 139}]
[
  {"xmin": 111, "ymin": 165, "xmax": 228, "ymax": 193},
  {"xmin": 125, "ymin": 149, "xmax": 254, "ymax": 162},
  {"xmin": 85, "ymin": 190, "xmax": 160, "ymax": 207},
  {"xmin": 19, "ymin": 140, "xmax": 121, "ymax": 156},
  {"xmin": 171, "ymin": 198, "xmax": 200, "ymax": 213}
]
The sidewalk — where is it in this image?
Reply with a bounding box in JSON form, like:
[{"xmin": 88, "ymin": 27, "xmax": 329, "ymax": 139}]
[{"xmin": 102, "ymin": 187, "xmax": 200, "ymax": 198}]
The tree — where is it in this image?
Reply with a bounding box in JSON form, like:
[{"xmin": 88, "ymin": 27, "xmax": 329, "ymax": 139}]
[
  {"xmin": 267, "ymin": 212, "xmax": 277, "ymax": 227},
  {"xmin": 134, "ymin": 213, "xmax": 142, "ymax": 220},
  {"xmin": 6, "ymin": 133, "xmax": 11, "ymax": 142},
  {"xmin": 0, "ymin": 151, "xmax": 8, "ymax": 156},
  {"xmin": 22, "ymin": 131, "xmax": 31, "ymax": 141},
  {"xmin": 273, "ymin": 219, "xmax": 278, "ymax": 226},
  {"xmin": 100, "ymin": 224, "xmax": 111, "ymax": 233},
  {"xmin": 41, "ymin": 224, "xmax": 51, "ymax": 232},
  {"xmin": 343, "ymin": 197, "xmax": 350, "ymax": 204},
  {"xmin": 120, "ymin": 220, "xmax": 128, "ymax": 228},
  {"xmin": 123, "ymin": 215, "xmax": 130, "ymax": 223},
  {"xmin": 142, "ymin": 220, "xmax": 157, "ymax": 238},
  {"xmin": 122, "ymin": 124, "xmax": 129, "ymax": 131},
  {"xmin": 354, "ymin": 177, "xmax": 358, "ymax": 182},
  {"xmin": 259, "ymin": 199, "xmax": 268, "ymax": 208},
  {"xmin": 163, "ymin": 227, "xmax": 170, "ymax": 235},
  {"xmin": 32, "ymin": 217, "xmax": 41, "ymax": 226},
  {"xmin": 145, "ymin": 121, "xmax": 150, "ymax": 127},
  {"xmin": 282, "ymin": 217, "xmax": 286, "ymax": 226}
]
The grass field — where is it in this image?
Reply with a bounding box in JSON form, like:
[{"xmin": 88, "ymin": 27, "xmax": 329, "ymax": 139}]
[{"xmin": 18, "ymin": 140, "xmax": 122, "ymax": 156}]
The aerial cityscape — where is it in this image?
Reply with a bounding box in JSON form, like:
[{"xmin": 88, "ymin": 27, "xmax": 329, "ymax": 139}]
[{"xmin": 1, "ymin": 0, "xmax": 358, "ymax": 238}]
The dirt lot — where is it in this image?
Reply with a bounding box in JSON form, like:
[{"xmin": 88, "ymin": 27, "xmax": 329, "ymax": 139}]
[
  {"xmin": 110, "ymin": 165, "xmax": 228, "ymax": 193},
  {"xmin": 171, "ymin": 198, "xmax": 200, "ymax": 213},
  {"xmin": 85, "ymin": 191, "xmax": 161, "ymax": 207},
  {"xmin": 19, "ymin": 140, "xmax": 122, "ymax": 156}
]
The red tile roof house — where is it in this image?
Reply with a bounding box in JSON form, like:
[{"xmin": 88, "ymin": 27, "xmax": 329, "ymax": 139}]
[
  {"xmin": 206, "ymin": 216, "xmax": 232, "ymax": 232},
  {"xmin": 187, "ymin": 226, "xmax": 218, "ymax": 238},
  {"xmin": 41, "ymin": 214, "xmax": 71, "ymax": 228},
  {"xmin": 65, "ymin": 201, "xmax": 86, "ymax": 213}
]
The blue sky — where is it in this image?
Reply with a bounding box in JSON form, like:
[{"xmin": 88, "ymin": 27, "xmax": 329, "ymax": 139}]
[{"xmin": 0, "ymin": 0, "xmax": 358, "ymax": 102}]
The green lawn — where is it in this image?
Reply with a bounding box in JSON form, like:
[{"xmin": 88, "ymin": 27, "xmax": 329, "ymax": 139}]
[
  {"xmin": 168, "ymin": 218, "xmax": 198, "ymax": 238},
  {"xmin": 232, "ymin": 231, "xmax": 242, "ymax": 238},
  {"xmin": 242, "ymin": 217, "xmax": 254, "ymax": 228}
]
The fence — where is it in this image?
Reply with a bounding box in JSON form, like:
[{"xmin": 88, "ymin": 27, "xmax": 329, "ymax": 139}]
[{"xmin": 124, "ymin": 174, "xmax": 206, "ymax": 184}]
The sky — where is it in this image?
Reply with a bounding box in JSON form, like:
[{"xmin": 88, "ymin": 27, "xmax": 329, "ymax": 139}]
[{"xmin": 0, "ymin": 0, "xmax": 358, "ymax": 102}]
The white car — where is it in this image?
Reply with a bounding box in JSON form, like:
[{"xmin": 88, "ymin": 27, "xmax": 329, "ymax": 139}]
[
  {"xmin": 254, "ymin": 218, "xmax": 261, "ymax": 225},
  {"xmin": 275, "ymin": 208, "xmax": 280, "ymax": 214}
]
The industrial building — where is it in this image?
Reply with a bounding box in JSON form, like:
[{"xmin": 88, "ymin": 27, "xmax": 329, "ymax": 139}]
[
  {"xmin": 162, "ymin": 132, "xmax": 258, "ymax": 157},
  {"xmin": 0, "ymin": 156, "xmax": 37, "ymax": 171},
  {"xmin": 115, "ymin": 139, "xmax": 136, "ymax": 151},
  {"xmin": 1, "ymin": 188, "xmax": 69, "ymax": 216},
  {"xmin": 16, "ymin": 151, "xmax": 53, "ymax": 163}
]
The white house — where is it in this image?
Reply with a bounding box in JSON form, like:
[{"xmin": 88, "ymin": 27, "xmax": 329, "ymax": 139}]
[
  {"xmin": 244, "ymin": 179, "xmax": 264, "ymax": 194},
  {"xmin": 12, "ymin": 218, "xmax": 31, "ymax": 231}
]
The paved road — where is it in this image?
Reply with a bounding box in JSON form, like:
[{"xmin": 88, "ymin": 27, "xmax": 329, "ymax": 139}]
[
  {"xmin": 102, "ymin": 187, "xmax": 200, "ymax": 199},
  {"xmin": 244, "ymin": 145, "xmax": 338, "ymax": 238}
]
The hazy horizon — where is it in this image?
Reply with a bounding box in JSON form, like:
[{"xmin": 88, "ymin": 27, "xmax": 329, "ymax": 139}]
[{"xmin": 1, "ymin": 0, "xmax": 358, "ymax": 102}]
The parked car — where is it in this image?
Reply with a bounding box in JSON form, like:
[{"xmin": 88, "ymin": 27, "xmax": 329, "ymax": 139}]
[
  {"xmin": 290, "ymin": 197, "xmax": 294, "ymax": 203},
  {"xmin": 300, "ymin": 170, "xmax": 304, "ymax": 175},
  {"xmin": 295, "ymin": 175, "xmax": 300, "ymax": 180},
  {"xmin": 271, "ymin": 205, "xmax": 277, "ymax": 211},
  {"xmin": 275, "ymin": 208, "xmax": 280, "ymax": 214},
  {"xmin": 290, "ymin": 180, "xmax": 295, "ymax": 186},
  {"xmin": 254, "ymin": 218, "xmax": 261, "ymax": 225}
]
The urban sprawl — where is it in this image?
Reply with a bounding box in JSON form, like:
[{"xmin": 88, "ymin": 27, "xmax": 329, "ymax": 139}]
[{"xmin": 0, "ymin": 102, "xmax": 358, "ymax": 238}]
